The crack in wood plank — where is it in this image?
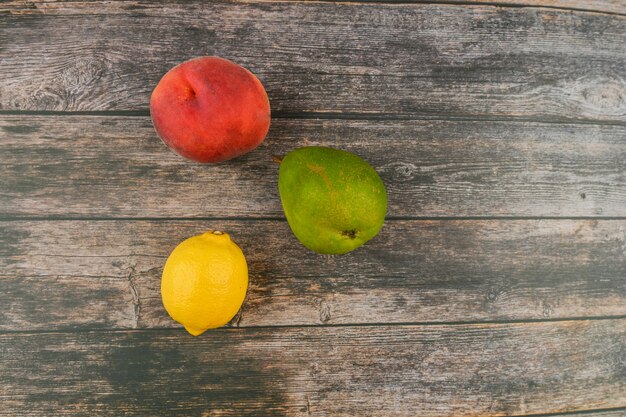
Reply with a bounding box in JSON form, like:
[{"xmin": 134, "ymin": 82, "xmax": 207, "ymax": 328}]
[{"xmin": 126, "ymin": 264, "xmax": 141, "ymax": 329}]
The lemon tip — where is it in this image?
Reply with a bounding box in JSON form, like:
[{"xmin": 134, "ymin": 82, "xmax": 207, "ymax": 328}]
[{"xmin": 184, "ymin": 325, "xmax": 206, "ymax": 336}]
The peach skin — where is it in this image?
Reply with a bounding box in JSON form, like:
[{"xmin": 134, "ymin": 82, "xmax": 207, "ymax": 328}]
[{"xmin": 150, "ymin": 56, "xmax": 271, "ymax": 163}]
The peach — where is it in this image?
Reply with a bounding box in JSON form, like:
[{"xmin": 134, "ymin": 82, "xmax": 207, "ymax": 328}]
[{"xmin": 150, "ymin": 57, "xmax": 271, "ymax": 163}]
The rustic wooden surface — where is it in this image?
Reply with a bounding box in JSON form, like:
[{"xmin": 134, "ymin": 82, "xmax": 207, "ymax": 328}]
[
  {"xmin": 1, "ymin": 0, "xmax": 625, "ymax": 416},
  {"xmin": 2, "ymin": 219, "xmax": 625, "ymax": 330},
  {"xmin": 2, "ymin": 2, "xmax": 626, "ymax": 122},
  {"xmin": 2, "ymin": 115, "xmax": 626, "ymax": 218},
  {"xmin": 1, "ymin": 320, "xmax": 625, "ymax": 416}
]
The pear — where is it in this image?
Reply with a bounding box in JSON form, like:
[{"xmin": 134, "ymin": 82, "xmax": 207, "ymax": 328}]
[{"xmin": 278, "ymin": 146, "xmax": 387, "ymax": 254}]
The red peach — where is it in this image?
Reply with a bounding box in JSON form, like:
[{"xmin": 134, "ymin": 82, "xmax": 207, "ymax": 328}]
[{"xmin": 150, "ymin": 56, "xmax": 271, "ymax": 163}]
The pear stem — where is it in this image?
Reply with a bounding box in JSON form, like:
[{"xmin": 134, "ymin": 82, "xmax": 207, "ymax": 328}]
[{"xmin": 272, "ymin": 155, "xmax": 283, "ymax": 165}]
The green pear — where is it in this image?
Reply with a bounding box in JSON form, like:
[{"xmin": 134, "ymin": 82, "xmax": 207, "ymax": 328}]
[{"xmin": 278, "ymin": 146, "xmax": 387, "ymax": 254}]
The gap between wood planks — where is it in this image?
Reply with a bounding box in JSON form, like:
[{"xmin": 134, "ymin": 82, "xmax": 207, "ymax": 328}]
[
  {"xmin": 2, "ymin": 216, "xmax": 626, "ymax": 221},
  {"xmin": 2, "ymin": 110, "xmax": 626, "ymax": 128},
  {"xmin": 506, "ymin": 406, "xmax": 626, "ymax": 417},
  {"xmin": 1, "ymin": 315, "xmax": 625, "ymax": 336}
]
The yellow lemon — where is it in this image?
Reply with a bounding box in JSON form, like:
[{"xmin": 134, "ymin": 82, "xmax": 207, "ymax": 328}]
[{"xmin": 161, "ymin": 230, "xmax": 248, "ymax": 336}]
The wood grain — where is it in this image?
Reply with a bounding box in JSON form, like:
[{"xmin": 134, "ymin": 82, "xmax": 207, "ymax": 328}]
[
  {"xmin": 410, "ymin": 0, "xmax": 626, "ymax": 14},
  {"xmin": 2, "ymin": 115, "xmax": 626, "ymax": 218},
  {"xmin": 3, "ymin": 0, "xmax": 625, "ymax": 16},
  {"xmin": 1, "ymin": 2, "xmax": 625, "ymax": 121},
  {"xmin": 1, "ymin": 320, "xmax": 624, "ymax": 416},
  {"xmin": 1, "ymin": 219, "xmax": 624, "ymax": 331}
]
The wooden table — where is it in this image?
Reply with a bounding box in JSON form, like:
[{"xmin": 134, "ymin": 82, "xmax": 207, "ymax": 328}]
[{"xmin": 2, "ymin": 1, "xmax": 625, "ymax": 415}]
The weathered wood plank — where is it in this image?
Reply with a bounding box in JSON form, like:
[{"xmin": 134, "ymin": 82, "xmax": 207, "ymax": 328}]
[
  {"xmin": 1, "ymin": 219, "xmax": 624, "ymax": 331},
  {"xmin": 518, "ymin": 412, "xmax": 626, "ymax": 417},
  {"xmin": 0, "ymin": 320, "xmax": 624, "ymax": 416},
  {"xmin": 2, "ymin": 115, "xmax": 625, "ymax": 218},
  {"xmin": 416, "ymin": 0, "xmax": 626, "ymax": 14},
  {"xmin": 3, "ymin": 0, "xmax": 625, "ymax": 16},
  {"xmin": 1, "ymin": 2, "xmax": 625, "ymax": 121}
]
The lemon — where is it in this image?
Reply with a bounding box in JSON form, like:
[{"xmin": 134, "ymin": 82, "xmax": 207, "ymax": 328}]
[{"xmin": 161, "ymin": 230, "xmax": 248, "ymax": 336}]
